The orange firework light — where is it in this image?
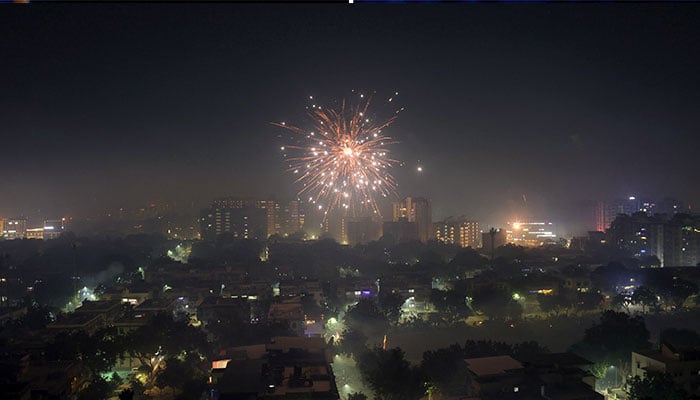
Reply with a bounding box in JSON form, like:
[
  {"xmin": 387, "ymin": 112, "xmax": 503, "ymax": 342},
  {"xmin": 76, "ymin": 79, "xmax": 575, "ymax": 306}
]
[{"xmin": 274, "ymin": 92, "xmax": 402, "ymax": 217}]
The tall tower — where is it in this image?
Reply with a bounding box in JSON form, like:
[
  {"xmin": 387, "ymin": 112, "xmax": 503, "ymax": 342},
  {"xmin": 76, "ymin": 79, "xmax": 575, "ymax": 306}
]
[{"xmin": 392, "ymin": 197, "xmax": 432, "ymax": 243}]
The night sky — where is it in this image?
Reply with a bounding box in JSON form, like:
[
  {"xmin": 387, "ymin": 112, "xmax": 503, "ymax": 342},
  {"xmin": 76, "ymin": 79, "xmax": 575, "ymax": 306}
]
[{"xmin": 2, "ymin": 4, "xmax": 700, "ymax": 234}]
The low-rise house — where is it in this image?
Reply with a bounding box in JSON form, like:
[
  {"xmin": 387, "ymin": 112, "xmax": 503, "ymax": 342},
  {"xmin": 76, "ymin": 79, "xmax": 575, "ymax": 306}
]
[
  {"xmin": 211, "ymin": 336, "xmax": 338, "ymax": 400},
  {"xmin": 632, "ymin": 339, "xmax": 700, "ymax": 396},
  {"xmin": 268, "ymin": 299, "xmax": 305, "ymax": 337}
]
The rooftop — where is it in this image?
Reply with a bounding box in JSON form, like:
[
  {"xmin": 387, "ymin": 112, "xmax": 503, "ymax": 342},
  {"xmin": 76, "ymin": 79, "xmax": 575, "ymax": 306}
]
[{"xmin": 465, "ymin": 355, "xmax": 523, "ymax": 377}]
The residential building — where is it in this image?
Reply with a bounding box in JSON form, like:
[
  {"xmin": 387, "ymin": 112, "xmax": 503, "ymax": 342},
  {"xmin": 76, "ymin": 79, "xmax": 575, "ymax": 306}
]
[
  {"xmin": 392, "ymin": 196, "xmax": 432, "ymax": 242},
  {"xmin": 2, "ymin": 218, "xmax": 27, "ymax": 240},
  {"xmin": 632, "ymin": 338, "xmax": 700, "ymax": 396},
  {"xmin": 435, "ymin": 217, "xmax": 481, "ymax": 248}
]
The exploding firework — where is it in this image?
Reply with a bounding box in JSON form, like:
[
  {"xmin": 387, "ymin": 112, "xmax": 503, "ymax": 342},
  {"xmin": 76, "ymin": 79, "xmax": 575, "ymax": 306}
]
[{"xmin": 274, "ymin": 92, "xmax": 402, "ymax": 217}]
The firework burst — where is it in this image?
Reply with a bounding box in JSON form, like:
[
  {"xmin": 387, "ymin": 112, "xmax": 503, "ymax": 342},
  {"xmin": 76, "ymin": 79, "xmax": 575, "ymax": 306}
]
[{"xmin": 274, "ymin": 92, "xmax": 402, "ymax": 217}]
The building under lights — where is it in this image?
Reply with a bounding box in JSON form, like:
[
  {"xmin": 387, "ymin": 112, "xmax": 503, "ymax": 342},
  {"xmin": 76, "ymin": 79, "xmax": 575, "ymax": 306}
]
[
  {"xmin": 2, "ymin": 218, "xmax": 27, "ymax": 240},
  {"xmin": 200, "ymin": 198, "xmax": 307, "ymax": 241},
  {"xmin": 200, "ymin": 198, "xmax": 268, "ymax": 241},
  {"xmin": 507, "ymin": 221, "xmax": 558, "ymax": 247},
  {"xmin": 435, "ymin": 217, "xmax": 481, "ymax": 248},
  {"xmin": 606, "ymin": 212, "xmax": 700, "ymax": 267},
  {"xmin": 392, "ymin": 196, "xmax": 433, "ymax": 243},
  {"xmin": 595, "ymin": 195, "xmax": 685, "ymax": 232}
]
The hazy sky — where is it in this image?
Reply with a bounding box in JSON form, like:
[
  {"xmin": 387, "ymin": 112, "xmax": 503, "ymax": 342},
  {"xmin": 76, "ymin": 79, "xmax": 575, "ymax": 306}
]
[{"xmin": 2, "ymin": 4, "xmax": 699, "ymax": 234}]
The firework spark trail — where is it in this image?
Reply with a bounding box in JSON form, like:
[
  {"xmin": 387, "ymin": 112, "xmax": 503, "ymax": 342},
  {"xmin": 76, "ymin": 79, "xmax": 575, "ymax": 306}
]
[{"xmin": 274, "ymin": 93, "xmax": 401, "ymax": 217}]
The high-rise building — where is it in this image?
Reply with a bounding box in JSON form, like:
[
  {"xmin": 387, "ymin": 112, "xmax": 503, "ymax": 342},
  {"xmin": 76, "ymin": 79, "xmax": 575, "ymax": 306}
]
[
  {"xmin": 435, "ymin": 217, "xmax": 480, "ymax": 248},
  {"xmin": 199, "ymin": 198, "xmax": 270, "ymax": 241},
  {"xmin": 320, "ymin": 208, "xmax": 348, "ymax": 244},
  {"xmin": 278, "ymin": 200, "xmax": 305, "ymax": 236},
  {"xmin": 256, "ymin": 200, "xmax": 278, "ymax": 238},
  {"xmin": 346, "ymin": 217, "xmax": 382, "ymax": 245},
  {"xmin": 200, "ymin": 198, "xmax": 310, "ymax": 241},
  {"xmin": 657, "ymin": 197, "xmax": 686, "ymax": 216},
  {"xmin": 382, "ymin": 218, "xmax": 418, "ymax": 243},
  {"xmin": 607, "ymin": 212, "xmax": 667, "ymax": 265},
  {"xmin": 481, "ymin": 228, "xmax": 507, "ymax": 253},
  {"xmin": 392, "ymin": 196, "xmax": 432, "ymax": 243},
  {"xmin": 662, "ymin": 214, "xmax": 700, "ymax": 267},
  {"xmin": 2, "ymin": 218, "xmax": 27, "ymax": 240},
  {"xmin": 506, "ymin": 222, "xmax": 558, "ymax": 247},
  {"xmin": 596, "ymin": 196, "xmax": 649, "ymax": 232},
  {"xmin": 607, "ymin": 211, "xmax": 700, "ymax": 267},
  {"xmin": 43, "ymin": 218, "xmax": 66, "ymax": 239}
]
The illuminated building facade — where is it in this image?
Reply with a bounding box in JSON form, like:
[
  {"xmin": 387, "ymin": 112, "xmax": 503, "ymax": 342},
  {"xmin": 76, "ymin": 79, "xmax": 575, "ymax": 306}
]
[
  {"xmin": 608, "ymin": 212, "xmax": 700, "ymax": 267},
  {"xmin": 26, "ymin": 228, "xmax": 44, "ymax": 239},
  {"xmin": 392, "ymin": 196, "xmax": 432, "ymax": 243},
  {"xmin": 278, "ymin": 200, "xmax": 305, "ymax": 236},
  {"xmin": 43, "ymin": 219, "xmax": 66, "ymax": 239},
  {"xmin": 2, "ymin": 218, "xmax": 27, "ymax": 240},
  {"xmin": 594, "ymin": 196, "xmax": 680, "ymax": 232},
  {"xmin": 200, "ymin": 198, "xmax": 268, "ymax": 241},
  {"xmin": 608, "ymin": 212, "xmax": 666, "ymax": 264},
  {"xmin": 507, "ymin": 221, "xmax": 558, "ymax": 247},
  {"xmin": 435, "ymin": 217, "xmax": 481, "ymax": 248},
  {"xmin": 200, "ymin": 198, "xmax": 307, "ymax": 241}
]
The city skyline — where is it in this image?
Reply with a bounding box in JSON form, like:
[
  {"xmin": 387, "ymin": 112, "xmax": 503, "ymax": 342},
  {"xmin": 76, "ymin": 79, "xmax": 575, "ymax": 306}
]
[{"xmin": 2, "ymin": 4, "xmax": 699, "ymax": 235}]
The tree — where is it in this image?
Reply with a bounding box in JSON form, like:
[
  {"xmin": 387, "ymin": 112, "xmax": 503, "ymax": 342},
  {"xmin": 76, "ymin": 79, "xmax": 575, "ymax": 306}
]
[
  {"xmin": 77, "ymin": 376, "xmax": 115, "ymax": 400},
  {"xmin": 356, "ymin": 347, "xmax": 425, "ymax": 400},
  {"xmin": 336, "ymin": 328, "xmax": 368, "ymax": 358},
  {"xmin": 347, "ymin": 393, "xmax": 368, "ymax": 400},
  {"xmin": 650, "ymin": 275, "xmax": 698, "ymax": 310},
  {"xmin": 429, "ymin": 289, "xmax": 471, "ymax": 323},
  {"xmin": 632, "ymin": 286, "xmax": 658, "ymax": 313},
  {"xmin": 570, "ymin": 311, "xmax": 650, "ymax": 375},
  {"xmin": 378, "ymin": 290, "xmax": 405, "ymax": 325},
  {"xmin": 612, "ymin": 293, "xmax": 631, "ymax": 314},
  {"xmin": 538, "ymin": 288, "xmax": 576, "ymax": 316},
  {"xmin": 47, "ymin": 327, "xmax": 120, "ymax": 379},
  {"xmin": 627, "ymin": 371, "xmax": 688, "ymax": 400},
  {"xmin": 421, "ymin": 344, "xmax": 469, "ymax": 396},
  {"xmin": 590, "ymin": 262, "xmax": 628, "ymax": 293},
  {"xmin": 511, "ymin": 341, "xmax": 549, "ymax": 360},
  {"xmin": 448, "ymin": 248, "xmax": 488, "ymax": 276},
  {"xmin": 118, "ymin": 389, "xmax": 135, "ymax": 400},
  {"xmin": 471, "ymin": 286, "xmax": 522, "ymax": 321},
  {"xmin": 154, "ymin": 352, "xmax": 208, "ymax": 400},
  {"xmin": 123, "ymin": 312, "xmax": 209, "ymax": 384},
  {"xmin": 461, "ymin": 339, "xmax": 548, "ymax": 360},
  {"xmin": 576, "ymin": 290, "xmax": 604, "ymax": 312},
  {"xmin": 345, "ymin": 298, "xmax": 389, "ymax": 335},
  {"xmin": 21, "ymin": 304, "xmax": 54, "ymax": 330}
]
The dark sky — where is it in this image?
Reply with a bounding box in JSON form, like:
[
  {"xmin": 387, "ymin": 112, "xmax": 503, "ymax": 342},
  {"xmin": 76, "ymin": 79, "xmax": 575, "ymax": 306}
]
[{"xmin": 2, "ymin": 3, "xmax": 699, "ymax": 234}]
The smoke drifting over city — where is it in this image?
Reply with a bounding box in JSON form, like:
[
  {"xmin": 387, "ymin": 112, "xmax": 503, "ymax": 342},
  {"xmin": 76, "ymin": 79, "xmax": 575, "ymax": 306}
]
[{"xmin": 2, "ymin": 3, "xmax": 700, "ymax": 400}]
